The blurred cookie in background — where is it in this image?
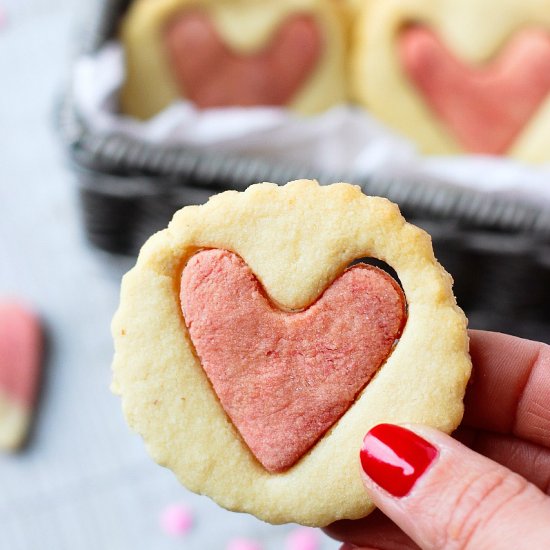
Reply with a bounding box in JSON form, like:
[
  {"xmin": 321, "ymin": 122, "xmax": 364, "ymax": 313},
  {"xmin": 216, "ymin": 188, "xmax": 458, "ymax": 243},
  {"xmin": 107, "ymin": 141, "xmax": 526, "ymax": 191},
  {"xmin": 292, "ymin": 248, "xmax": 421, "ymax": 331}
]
[
  {"xmin": 120, "ymin": 0, "xmax": 348, "ymax": 119},
  {"xmin": 0, "ymin": 301, "xmax": 43, "ymax": 452},
  {"xmin": 351, "ymin": 0, "xmax": 550, "ymax": 162}
]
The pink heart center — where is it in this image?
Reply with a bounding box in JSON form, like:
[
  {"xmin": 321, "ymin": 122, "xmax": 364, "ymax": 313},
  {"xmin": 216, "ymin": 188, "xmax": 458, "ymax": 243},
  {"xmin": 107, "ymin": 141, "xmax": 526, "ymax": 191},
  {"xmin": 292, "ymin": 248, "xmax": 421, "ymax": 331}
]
[
  {"xmin": 399, "ymin": 26, "xmax": 550, "ymax": 154},
  {"xmin": 0, "ymin": 303, "xmax": 42, "ymax": 409},
  {"xmin": 180, "ymin": 250, "xmax": 407, "ymax": 473},
  {"xmin": 163, "ymin": 11, "xmax": 322, "ymax": 109}
]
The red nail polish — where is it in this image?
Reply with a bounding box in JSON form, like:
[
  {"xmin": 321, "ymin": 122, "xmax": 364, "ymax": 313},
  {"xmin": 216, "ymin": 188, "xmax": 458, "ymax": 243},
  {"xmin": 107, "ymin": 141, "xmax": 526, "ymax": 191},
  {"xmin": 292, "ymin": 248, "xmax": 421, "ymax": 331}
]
[{"xmin": 360, "ymin": 424, "xmax": 438, "ymax": 497}]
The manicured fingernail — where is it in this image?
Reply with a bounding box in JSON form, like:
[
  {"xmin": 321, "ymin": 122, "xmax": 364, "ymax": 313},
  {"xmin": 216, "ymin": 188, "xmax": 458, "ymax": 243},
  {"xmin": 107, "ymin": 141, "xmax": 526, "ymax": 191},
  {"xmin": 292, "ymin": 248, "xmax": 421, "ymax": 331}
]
[{"xmin": 360, "ymin": 424, "xmax": 438, "ymax": 497}]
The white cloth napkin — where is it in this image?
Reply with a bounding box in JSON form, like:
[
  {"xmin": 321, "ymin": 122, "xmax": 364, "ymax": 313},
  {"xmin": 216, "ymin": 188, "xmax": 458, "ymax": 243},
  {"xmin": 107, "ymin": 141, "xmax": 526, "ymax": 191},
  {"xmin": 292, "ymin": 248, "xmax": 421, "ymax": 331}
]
[{"xmin": 73, "ymin": 43, "xmax": 550, "ymax": 208}]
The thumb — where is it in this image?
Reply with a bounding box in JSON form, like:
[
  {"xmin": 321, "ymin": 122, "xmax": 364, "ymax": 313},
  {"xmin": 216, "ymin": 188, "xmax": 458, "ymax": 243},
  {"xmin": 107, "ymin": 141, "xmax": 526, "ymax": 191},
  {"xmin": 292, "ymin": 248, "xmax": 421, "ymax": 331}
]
[{"xmin": 359, "ymin": 424, "xmax": 550, "ymax": 550}]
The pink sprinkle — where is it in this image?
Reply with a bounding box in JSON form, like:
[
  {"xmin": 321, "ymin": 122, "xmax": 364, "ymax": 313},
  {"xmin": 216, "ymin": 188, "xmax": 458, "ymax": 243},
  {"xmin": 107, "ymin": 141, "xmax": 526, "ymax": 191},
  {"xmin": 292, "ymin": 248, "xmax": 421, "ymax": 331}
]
[
  {"xmin": 226, "ymin": 538, "xmax": 263, "ymax": 550},
  {"xmin": 159, "ymin": 504, "xmax": 193, "ymax": 536},
  {"xmin": 285, "ymin": 527, "xmax": 320, "ymax": 550}
]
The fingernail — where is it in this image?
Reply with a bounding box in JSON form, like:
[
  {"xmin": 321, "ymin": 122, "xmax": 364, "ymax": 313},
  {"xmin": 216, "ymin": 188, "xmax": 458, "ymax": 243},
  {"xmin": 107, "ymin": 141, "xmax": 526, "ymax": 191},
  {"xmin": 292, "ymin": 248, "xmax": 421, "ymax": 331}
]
[{"xmin": 360, "ymin": 424, "xmax": 438, "ymax": 497}]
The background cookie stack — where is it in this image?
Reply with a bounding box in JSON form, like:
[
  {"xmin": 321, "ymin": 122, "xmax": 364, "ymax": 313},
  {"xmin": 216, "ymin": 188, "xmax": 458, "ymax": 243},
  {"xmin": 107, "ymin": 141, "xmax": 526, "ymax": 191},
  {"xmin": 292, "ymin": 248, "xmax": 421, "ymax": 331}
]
[{"xmin": 120, "ymin": 0, "xmax": 550, "ymax": 163}]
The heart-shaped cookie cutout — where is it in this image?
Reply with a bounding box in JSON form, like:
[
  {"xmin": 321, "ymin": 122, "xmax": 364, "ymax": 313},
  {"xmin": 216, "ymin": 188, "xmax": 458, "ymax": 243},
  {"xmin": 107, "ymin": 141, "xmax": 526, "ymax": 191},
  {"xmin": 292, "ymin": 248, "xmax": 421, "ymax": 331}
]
[
  {"xmin": 164, "ymin": 11, "xmax": 322, "ymax": 109},
  {"xmin": 399, "ymin": 26, "xmax": 550, "ymax": 154},
  {"xmin": 0, "ymin": 302, "xmax": 43, "ymax": 451},
  {"xmin": 180, "ymin": 249, "xmax": 406, "ymax": 473}
]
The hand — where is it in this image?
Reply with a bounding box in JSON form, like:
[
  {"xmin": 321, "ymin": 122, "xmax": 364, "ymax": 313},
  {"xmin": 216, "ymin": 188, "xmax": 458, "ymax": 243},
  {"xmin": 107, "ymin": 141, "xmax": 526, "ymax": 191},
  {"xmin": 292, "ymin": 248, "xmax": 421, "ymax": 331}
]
[{"xmin": 325, "ymin": 330, "xmax": 550, "ymax": 549}]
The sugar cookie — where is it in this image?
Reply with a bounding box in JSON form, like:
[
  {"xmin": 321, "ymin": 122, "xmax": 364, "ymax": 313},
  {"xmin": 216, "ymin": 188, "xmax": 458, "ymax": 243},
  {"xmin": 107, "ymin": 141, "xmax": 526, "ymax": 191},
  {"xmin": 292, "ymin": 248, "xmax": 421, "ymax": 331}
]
[
  {"xmin": 120, "ymin": 0, "xmax": 347, "ymax": 119},
  {"xmin": 352, "ymin": 0, "xmax": 550, "ymax": 162},
  {"xmin": 112, "ymin": 180, "xmax": 471, "ymax": 526},
  {"xmin": 0, "ymin": 302, "xmax": 43, "ymax": 451}
]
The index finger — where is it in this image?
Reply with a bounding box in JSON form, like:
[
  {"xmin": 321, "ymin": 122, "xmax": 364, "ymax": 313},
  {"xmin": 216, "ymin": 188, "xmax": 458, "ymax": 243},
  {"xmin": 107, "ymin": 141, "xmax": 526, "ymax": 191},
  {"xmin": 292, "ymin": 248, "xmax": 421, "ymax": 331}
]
[{"xmin": 463, "ymin": 330, "xmax": 550, "ymax": 448}]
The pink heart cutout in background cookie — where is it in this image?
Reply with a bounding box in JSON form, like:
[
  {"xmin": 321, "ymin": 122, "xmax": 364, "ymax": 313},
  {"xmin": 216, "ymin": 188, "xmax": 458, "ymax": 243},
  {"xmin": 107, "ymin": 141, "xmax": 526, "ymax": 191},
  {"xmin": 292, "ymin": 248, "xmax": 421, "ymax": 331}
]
[
  {"xmin": 164, "ymin": 11, "xmax": 322, "ymax": 109},
  {"xmin": 399, "ymin": 26, "xmax": 550, "ymax": 154},
  {"xmin": 0, "ymin": 302, "xmax": 43, "ymax": 450},
  {"xmin": 180, "ymin": 249, "xmax": 406, "ymax": 473}
]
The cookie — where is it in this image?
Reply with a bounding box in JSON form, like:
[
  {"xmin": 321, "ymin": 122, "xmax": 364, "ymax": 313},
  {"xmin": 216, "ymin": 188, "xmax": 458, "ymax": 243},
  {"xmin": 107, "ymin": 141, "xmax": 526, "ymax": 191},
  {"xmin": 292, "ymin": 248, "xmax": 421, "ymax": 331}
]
[
  {"xmin": 352, "ymin": 0, "xmax": 550, "ymax": 162},
  {"xmin": 0, "ymin": 302, "xmax": 43, "ymax": 451},
  {"xmin": 120, "ymin": 0, "xmax": 347, "ymax": 119},
  {"xmin": 111, "ymin": 180, "xmax": 471, "ymax": 526}
]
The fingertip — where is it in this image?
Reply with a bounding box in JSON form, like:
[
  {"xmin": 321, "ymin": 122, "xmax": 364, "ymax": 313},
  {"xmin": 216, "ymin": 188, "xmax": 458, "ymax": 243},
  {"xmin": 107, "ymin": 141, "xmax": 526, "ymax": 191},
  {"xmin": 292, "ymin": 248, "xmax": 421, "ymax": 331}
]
[{"xmin": 358, "ymin": 423, "xmax": 550, "ymax": 550}]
